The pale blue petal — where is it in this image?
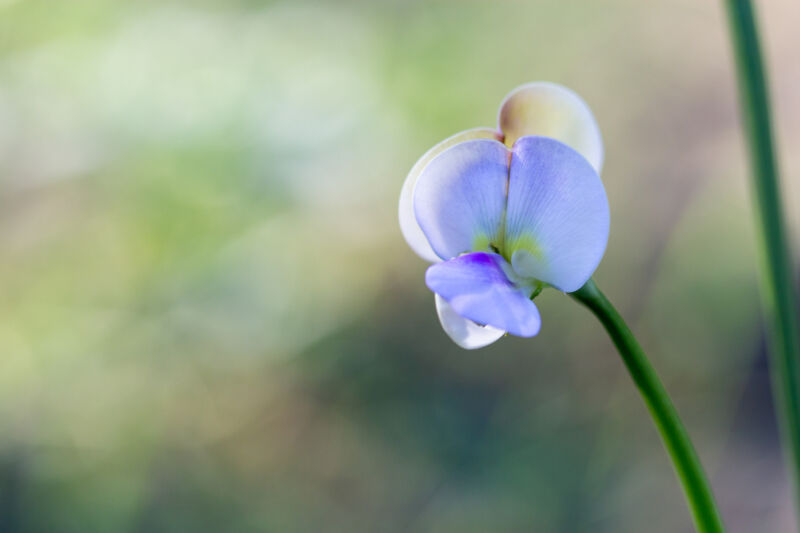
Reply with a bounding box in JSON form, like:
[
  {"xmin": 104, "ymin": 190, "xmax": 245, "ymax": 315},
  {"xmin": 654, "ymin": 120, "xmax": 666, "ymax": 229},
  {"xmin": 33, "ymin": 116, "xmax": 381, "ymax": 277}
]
[
  {"xmin": 505, "ymin": 136, "xmax": 609, "ymax": 293},
  {"xmin": 399, "ymin": 128, "xmax": 503, "ymax": 263},
  {"xmin": 425, "ymin": 252, "xmax": 541, "ymax": 337},
  {"xmin": 413, "ymin": 139, "xmax": 509, "ymax": 260},
  {"xmin": 434, "ymin": 294, "xmax": 505, "ymax": 349}
]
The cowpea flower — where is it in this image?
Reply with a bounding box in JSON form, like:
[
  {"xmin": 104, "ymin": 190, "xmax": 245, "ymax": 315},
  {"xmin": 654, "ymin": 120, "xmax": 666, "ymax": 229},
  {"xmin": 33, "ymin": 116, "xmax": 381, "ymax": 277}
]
[{"xmin": 399, "ymin": 82, "xmax": 609, "ymax": 349}]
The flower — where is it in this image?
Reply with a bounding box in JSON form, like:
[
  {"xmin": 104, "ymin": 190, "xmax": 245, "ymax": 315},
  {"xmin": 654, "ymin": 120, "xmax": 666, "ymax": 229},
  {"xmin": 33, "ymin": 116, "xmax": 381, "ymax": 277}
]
[{"xmin": 399, "ymin": 82, "xmax": 609, "ymax": 349}]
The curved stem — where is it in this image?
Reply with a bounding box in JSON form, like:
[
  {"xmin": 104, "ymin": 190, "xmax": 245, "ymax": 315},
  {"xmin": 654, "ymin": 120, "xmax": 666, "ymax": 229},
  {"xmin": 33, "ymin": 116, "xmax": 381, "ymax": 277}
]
[
  {"xmin": 571, "ymin": 279, "xmax": 725, "ymax": 533},
  {"xmin": 724, "ymin": 0, "xmax": 800, "ymax": 516}
]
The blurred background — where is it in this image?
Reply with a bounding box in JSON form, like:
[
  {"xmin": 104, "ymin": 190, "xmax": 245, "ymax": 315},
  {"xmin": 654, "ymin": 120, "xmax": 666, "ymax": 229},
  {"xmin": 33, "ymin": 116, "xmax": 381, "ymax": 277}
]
[{"xmin": 0, "ymin": 0, "xmax": 799, "ymax": 531}]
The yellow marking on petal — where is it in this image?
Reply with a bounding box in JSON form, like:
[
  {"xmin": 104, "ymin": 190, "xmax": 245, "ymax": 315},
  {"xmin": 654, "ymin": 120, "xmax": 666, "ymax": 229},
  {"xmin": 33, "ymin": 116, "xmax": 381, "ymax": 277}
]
[
  {"xmin": 471, "ymin": 233, "xmax": 491, "ymax": 253},
  {"xmin": 504, "ymin": 234, "xmax": 544, "ymax": 263}
]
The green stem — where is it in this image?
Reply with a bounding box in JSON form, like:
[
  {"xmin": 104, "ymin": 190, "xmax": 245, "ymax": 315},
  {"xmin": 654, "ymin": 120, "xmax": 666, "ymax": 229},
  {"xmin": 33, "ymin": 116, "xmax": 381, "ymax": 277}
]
[
  {"xmin": 571, "ymin": 280, "xmax": 725, "ymax": 533},
  {"xmin": 724, "ymin": 0, "xmax": 800, "ymax": 514}
]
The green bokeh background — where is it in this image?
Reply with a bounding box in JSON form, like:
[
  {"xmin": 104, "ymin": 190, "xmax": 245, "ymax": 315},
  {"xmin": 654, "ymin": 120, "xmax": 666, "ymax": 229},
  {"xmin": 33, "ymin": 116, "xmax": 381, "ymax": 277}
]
[{"xmin": 1, "ymin": 0, "xmax": 799, "ymax": 531}]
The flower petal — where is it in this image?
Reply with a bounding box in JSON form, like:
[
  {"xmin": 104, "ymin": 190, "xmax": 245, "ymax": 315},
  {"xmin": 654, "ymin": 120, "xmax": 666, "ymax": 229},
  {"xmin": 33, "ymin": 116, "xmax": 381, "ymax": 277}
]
[
  {"xmin": 425, "ymin": 252, "xmax": 541, "ymax": 337},
  {"xmin": 505, "ymin": 136, "xmax": 609, "ymax": 293},
  {"xmin": 434, "ymin": 294, "xmax": 505, "ymax": 349},
  {"xmin": 399, "ymin": 128, "xmax": 503, "ymax": 262},
  {"xmin": 414, "ymin": 139, "xmax": 510, "ymax": 260},
  {"xmin": 498, "ymin": 82, "xmax": 603, "ymax": 172}
]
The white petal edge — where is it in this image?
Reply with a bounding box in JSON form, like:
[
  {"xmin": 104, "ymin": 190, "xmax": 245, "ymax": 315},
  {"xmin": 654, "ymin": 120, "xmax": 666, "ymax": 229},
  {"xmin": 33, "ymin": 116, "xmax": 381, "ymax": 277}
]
[
  {"xmin": 435, "ymin": 294, "xmax": 505, "ymax": 350},
  {"xmin": 399, "ymin": 127, "xmax": 502, "ymax": 262},
  {"xmin": 497, "ymin": 81, "xmax": 604, "ymax": 173}
]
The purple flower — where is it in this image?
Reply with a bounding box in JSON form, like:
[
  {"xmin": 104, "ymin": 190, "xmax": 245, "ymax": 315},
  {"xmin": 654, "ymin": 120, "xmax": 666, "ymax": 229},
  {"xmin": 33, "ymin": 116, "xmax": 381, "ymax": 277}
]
[{"xmin": 399, "ymin": 83, "xmax": 609, "ymax": 349}]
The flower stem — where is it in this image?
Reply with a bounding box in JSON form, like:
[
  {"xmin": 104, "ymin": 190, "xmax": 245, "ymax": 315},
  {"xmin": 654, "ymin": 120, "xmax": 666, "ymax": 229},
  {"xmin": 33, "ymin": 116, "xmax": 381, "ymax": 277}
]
[
  {"xmin": 724, "ymin": 0, "xmax": 800, "ymax": 515},
  {"xmin": 570, "ymin": 279, "xmax": 725, "ymax": 533}
]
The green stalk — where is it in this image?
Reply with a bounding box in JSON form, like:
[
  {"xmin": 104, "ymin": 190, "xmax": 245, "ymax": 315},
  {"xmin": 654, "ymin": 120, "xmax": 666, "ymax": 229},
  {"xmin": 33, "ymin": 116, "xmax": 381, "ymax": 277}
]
[
  {"xmin": 724, "ymin": 0, "xmax": 800, "ymax": 513},
  {"xmin": 571, "ymin": 280, "xmax": 725, "ymax": 533}
]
